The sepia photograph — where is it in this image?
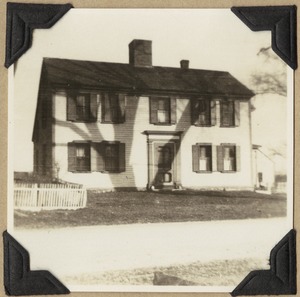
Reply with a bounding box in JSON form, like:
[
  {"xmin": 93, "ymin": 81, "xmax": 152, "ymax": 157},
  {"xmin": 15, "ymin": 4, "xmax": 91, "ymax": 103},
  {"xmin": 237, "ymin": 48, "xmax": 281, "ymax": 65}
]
[{"xmin": 8, "ymin": 8, "xmax": 293, "ymax": 292}]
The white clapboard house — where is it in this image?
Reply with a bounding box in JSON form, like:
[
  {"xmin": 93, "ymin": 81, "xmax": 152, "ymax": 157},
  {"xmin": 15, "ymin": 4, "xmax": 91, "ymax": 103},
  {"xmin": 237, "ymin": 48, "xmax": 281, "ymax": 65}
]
[{"xmin": 32, "ymin": 39, "xmax": 255, "ymax": 190}]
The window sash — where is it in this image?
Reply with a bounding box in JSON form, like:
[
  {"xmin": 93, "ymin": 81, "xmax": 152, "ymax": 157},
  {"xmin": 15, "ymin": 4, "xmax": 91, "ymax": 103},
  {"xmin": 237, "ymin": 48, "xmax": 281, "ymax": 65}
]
[
  {"xmin": 198, "ymin": 146, "xmax": 212, "ymax": 171},
  {"xmin": 76, "ymin": 94, "xmax": 91, "ymax": 121},
  {"xmin": 103, "ymin": 94, "xmax": 124, "ymax": 123},
  {"xmin": 105, "ymin": 144, "xmax": 119, "ymax": 172},
  {"xmin": 221, "ymin": 100, "xmax": 235, "ymax": 126},
  {"xmin": 222, "ymin": 146, "xmax": 236, "ymax": 171},
  {"xmin": 75, "ymin": 144, "xmax": 91, "ymax": 172},
  {"xmin": 157, "ymin": 98, "xmax": 170, "ymax": 123},
  {"xmin": 197, "ymin": 100, "xmax": 211, "ymax": 125}
]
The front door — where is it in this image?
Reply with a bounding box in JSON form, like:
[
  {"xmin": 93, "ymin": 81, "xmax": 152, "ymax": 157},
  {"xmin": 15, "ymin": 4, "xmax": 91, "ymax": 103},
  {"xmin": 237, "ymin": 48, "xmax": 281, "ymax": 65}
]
[{"xmin": 154, "ymin": 142, "xmax": 175, "ymax": 188}]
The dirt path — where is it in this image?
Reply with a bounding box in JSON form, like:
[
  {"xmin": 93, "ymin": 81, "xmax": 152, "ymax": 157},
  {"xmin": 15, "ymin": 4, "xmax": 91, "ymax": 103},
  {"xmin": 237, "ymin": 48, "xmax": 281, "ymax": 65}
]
[{"xmin": 12, "ymin": 217, "xmax": 290, "ymax": 290}]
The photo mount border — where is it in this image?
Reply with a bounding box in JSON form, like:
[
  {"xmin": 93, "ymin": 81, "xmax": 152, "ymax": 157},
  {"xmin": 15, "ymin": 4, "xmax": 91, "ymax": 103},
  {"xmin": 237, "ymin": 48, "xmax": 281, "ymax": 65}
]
[{"xmin": 4, "ymin": 3, "xmax": 296, "ymax": 295}]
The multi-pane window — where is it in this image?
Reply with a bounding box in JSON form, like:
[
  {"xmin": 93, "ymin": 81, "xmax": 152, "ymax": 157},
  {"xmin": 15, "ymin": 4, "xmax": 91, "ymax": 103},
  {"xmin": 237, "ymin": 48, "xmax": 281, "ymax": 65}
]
[
  {"xmin": 105, "ymin": 144, "xmax": 119, "ymax": 172},
  {"xmin": 67, "ymin": 92, "xmax": 125, "ymax": 123},
  {"xmin": 102, "ymin": 94, "xmax": 126, "ymax": 123},
  {"xmin": 199, "ymin": 145, "xmax": 212, "ymax": 171},
  {"xmin": 223, "ymin": 145, "xmax": 236, "ymax": 171},
  {"xmin": 71, "ymin": 143, "xmax": 91, "ymax": 172},
  {"xmin": 76, "ymin": 94, "xmax": 91, "ymax": 121},
  {"xmin": 191, "ymin": 99, "xmax": 215, "ymax": 126},
  {"xmin": 217, "ymin": 144, "xmax": 240, "ymax": 172},
  {"xmin": 157, "ymin": 98, "xmax": 170, "ymax": 124},
  {"xmin": 192, "ymin": 144, "xmax": 212, "ymax": 172},
  {"xmin": 68, "ymin": 141, "xmax": 125, "ymax": 173},
  {"xmin": 67, "ymin": 93, "xmax": 97, "ymax": 122},
  {"xmin": 220, "ymin": 100, "xmax": 237, "ymax": 127},
  {"xmin": 150, "ymin": 96, "xmax": 176, "ymax": 125},
  {"xmin": 193, "ymin": 144, "xmax": 240, "ymax": 173}
]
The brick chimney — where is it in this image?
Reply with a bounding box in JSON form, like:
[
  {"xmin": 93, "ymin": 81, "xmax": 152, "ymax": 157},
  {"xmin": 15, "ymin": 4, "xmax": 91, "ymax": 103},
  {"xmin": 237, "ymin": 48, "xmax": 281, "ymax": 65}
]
[
  {"xmin": 129, "ymin": 39, "xmax": 152, "ymax": 67},
  {"xmin": 180, "ymin": 60, "xmax": 189, "ymax": 69}
]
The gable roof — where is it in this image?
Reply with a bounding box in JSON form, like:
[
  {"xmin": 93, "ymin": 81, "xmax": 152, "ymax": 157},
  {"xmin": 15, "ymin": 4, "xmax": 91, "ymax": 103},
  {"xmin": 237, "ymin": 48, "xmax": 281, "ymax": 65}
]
[{"xmin": 40, "ymin": 58, "xmax": 254, "ymax": 98}]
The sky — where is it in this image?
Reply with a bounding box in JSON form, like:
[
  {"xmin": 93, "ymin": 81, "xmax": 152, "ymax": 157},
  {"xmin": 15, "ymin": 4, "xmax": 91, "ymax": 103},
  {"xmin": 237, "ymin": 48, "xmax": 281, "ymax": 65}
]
[{"xmin": 11, "ymin": 8, "xmax": 289, "ymax": 172}]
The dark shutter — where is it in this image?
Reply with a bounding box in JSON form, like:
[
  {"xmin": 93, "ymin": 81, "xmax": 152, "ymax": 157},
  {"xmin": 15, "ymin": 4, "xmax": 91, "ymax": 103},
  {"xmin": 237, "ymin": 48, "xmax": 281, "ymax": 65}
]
[
  {"xmin": 217, "ymin": 145, "xmax": 224, "ymax": 172},
  {"xmin": 89, "ymin": 93, "xmax": 98, "ymax": 122},
  {"xmin": 210, "ymin": 100, "xmax": 216, "ymax": 126},
  {"xmin": 192, "ymin": 145, "xmax": 199, "ymax": 172},
  {"xmin": 211, "ymin": 145, "xmax": 217, "ymax": 171},
  {"xmin": 235, "ymin": 145, "xmax": 241, "ymax": 171},
  {"xmin": 118, "ymin": 94, "xmax": 126, "ymax": 123},
  {"xmin": 191, "ymin": 99, "xmax": 200, "ymax": 125},
  {"xmin": 234, "ymin": 100, "xmax": 240, "ymax": 126},
  {"xmin": 68, "ymin": 142, "xmax": 77, "ymax": 172},
  {"xmin": 67, "ymin": 94, "xmax": 76, "ymax": 121},
  {"xmin": 150, "ymin": 97, "xmax": 158, "ymax": 124},
  {"xmin": 91, "ymin": 142, "xmax": 105, "ymax": 171},
  {"xmin": 119, "ymin": 143, "xmax": 126, "ymax": 172},
  {"xmin": 170, "ymin": 97, "xmax": 176, "ymax": 124}
]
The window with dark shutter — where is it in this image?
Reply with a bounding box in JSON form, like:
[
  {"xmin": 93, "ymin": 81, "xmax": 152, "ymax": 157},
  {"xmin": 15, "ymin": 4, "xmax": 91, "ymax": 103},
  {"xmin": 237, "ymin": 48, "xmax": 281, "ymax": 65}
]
[
  {"xmin": 217, "ymin": 144, "xmax": 240, "ymax": 172},
  {"xmin": 191, "ymin": 98, "xmax": 214, "ymax": 126},
  {"xmin": 75, "ymin": 143, "xmax": 91, "ymax": 172},
  {"xmin": 68, "ymin": 142, "xmax": 91, "ymax": 172},
  {"xmin": 69, "ymin": 141, "xmax": 126, "ymax": 173},
  {"xmin": 103, "ymin": 142, "xmax": 126, "ymax": 173},
  {"xmin": 102, "ymin": 94, "xmax": 126, "ymax": 124},
  {"xmin": 220, "ymin": 100, "xmax": 235, "ymax": 127},
  {"xmin": 76, "ymin": 94, "xmax": 91, "ymax": 121},
  {"xmin": 67, "ymin": 92, "xmax": 98, "ymax": 122},
  {"xmin": 150, "ymin": 96, "xmax": 175, "ymax": 125},
  {"xmin": 102, "ymin": 94, "xmax": 126, "ymax": 123},
  {"xmin": 105, "ymin": 144, "xmax": 119, "ymax": 172},
  {"xmin": 192, "ymin": 144, "xmax": 212, "ymax": 172}
]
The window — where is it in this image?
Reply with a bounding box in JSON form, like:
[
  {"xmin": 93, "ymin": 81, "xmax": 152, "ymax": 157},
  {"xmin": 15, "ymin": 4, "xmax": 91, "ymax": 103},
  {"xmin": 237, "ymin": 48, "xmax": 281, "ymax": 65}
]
[
  {"xmin": 68, "ymin": 141, "xmax": 125, "ymax": 173},
  {"xmin": 191, "ymin": 99, "xmax": 216, "ymax": 126},
  {"xmin": 192, "ymin": 144, "xmax": 212, "ymax": 172},
  {"xmin": 105, "ymin": 144, "xmax": 119, "ymax": 172},
  {"xmin": 102, "ymin": 94, "xmax": 125, "ymax": 123},
  {"xmin": 76, "ymin": 94, "xmax": 91, "ymax": 121},
  {"xmin": 220, "ymin": 99, "xmax": 240, "ymax": 127},
  {"xmin": 68, "ymin": 142, "xmax": 91, "ymax": 172},
  {"xmin": 150, "ymin": 96, "xmax": 176, "ymax": 125},
  {"xmin": 67, "ymin": 93, "xmax": 98, "ymax": 122},
  {"xmin": 75, "ymin": 144, "xmax": 91, "ymax": 172},
  {"xmin": 217, "ymin": 144, "xmax": 240, "ymax": 172}
]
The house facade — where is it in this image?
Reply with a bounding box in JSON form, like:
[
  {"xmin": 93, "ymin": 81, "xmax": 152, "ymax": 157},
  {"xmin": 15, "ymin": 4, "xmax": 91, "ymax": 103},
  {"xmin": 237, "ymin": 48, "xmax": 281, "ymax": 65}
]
[{"xmin": 32, "ymin": 39, "xmax": 255, "ymax": 190}]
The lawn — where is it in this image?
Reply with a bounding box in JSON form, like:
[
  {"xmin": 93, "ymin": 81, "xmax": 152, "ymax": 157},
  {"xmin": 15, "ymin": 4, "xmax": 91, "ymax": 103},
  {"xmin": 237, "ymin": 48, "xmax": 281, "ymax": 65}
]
[{"xmin": 14, "ymin": 190, "xmax": 286, "ymax": 229}]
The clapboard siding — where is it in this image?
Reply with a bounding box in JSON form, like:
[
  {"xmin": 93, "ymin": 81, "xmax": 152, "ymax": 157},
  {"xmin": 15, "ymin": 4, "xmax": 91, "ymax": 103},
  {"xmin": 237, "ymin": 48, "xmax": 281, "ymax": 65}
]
[{"xmin": 51, "ymin": 92, "xmax": 252, "ymax": 188}]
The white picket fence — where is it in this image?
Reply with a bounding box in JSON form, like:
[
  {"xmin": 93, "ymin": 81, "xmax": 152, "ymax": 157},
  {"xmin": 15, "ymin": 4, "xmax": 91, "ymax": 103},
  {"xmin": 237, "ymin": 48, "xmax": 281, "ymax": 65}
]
[{"xmin": 14, "ymin": 183, "xmax": 87, "ymax": 211}]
